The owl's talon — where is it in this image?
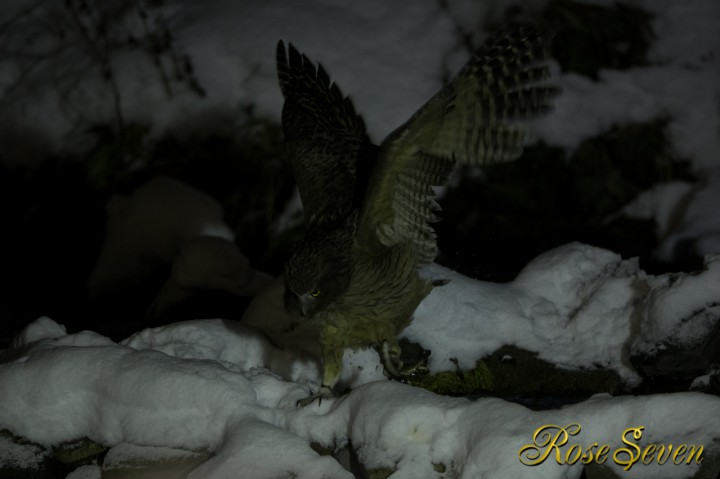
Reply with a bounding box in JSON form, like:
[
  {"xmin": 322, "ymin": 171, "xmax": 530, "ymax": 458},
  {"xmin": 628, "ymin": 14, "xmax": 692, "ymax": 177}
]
[
  {"xmin": 296, "ymin": 385, "xmax": 334, "ymax": 408},
  {"xmin": 379, "ymin": 340, "xmax": 402, "ymax": 377},
  {"xmin": 379, "ymin": 340, "xmax": 429, "ymax": 381},
  {"xmin": 399, "ymin": 359, "xmax": 429, "ymax": 377}
]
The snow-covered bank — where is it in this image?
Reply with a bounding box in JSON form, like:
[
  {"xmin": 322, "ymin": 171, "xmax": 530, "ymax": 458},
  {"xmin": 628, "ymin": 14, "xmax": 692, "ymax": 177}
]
[
  {"xmin": 1, "ymin": 320, "xmax": 719, "ymax": 478},
  {"xmin": 2, "ymin": 242, "xmax": 719, "ymax": 477},
  {"xmin": 408, "ymin": 243, "xmax": 720, "ymax": 385},
  {"xmin": 212, "ymin": 242, "xmax": 719, "ymax": 391}
]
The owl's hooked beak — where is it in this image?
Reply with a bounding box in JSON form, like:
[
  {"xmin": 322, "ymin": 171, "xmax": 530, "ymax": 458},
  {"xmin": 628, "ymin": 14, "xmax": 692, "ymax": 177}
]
[
  {"xmin": 283, "ymin": 288, "xmax": 314, "ymax": 319},
  {"xmin": 298, "ymin": 293, "xmax": 315, "ymax": 318}
]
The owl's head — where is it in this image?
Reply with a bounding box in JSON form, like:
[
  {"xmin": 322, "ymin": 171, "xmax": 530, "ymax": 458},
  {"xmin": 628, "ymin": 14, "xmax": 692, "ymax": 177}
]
[{"xmin": 282, "ymin": 234, "xmax": 353, "ymax": 319}]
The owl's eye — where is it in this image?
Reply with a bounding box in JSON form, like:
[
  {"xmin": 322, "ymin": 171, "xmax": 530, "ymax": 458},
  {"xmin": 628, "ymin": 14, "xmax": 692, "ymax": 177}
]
[{"xmin": 310, "ymin": 289, "xmax": 321, "ymax": 297}]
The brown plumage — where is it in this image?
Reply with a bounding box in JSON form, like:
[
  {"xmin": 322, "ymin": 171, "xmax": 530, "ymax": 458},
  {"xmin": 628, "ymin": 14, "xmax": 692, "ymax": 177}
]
[{"xmin": 277, "ymin": 26, "xmax": 558, "ymax": 398}]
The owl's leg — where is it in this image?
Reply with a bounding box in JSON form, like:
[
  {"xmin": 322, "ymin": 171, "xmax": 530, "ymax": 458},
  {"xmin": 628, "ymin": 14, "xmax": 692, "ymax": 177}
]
[
  {"xmin": 296, "ymin": 346, "xmax": 342, "ymax": 407},
  {"xmin": 320, "ymin": 347, "xmax": 343, "ymax": 392}
]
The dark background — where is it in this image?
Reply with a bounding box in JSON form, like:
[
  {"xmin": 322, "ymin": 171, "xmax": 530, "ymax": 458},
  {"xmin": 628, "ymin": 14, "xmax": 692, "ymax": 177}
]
[{"xmin": 0, "ymin": 0, "xmax": 708, "ymax": 347}]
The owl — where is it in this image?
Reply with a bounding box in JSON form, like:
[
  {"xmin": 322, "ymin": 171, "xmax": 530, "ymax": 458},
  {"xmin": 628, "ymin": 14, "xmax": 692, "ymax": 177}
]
[{"xmin": 277, "ymin": 26, "xmax": 557, "ymax": 401}]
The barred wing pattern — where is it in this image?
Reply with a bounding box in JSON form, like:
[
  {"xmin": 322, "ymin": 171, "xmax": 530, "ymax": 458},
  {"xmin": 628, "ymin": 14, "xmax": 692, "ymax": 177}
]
[
  {"xmin": 359, "ymin": 26, "xmax": 558, "ymax": 263},
  {"xmin": 276, "ymin": 41, "xmax": 373, "ymax": 226}
]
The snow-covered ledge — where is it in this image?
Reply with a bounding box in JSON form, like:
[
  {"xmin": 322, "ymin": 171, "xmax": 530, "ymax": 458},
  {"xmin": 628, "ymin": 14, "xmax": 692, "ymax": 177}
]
[
  {"xmin": 1, "ymin": 329, "xmax": 719, "ymax": 478},
  {"xmin": 408, "ymin": 242, "xmax": 720, "ymax": 387},
  {"xmin": 239, "ymin": 241, "xmax": 720, "ymax": 392},
  {"xmin": 1, "ymin": 242, "xmax": 719, "ymax": 478}
]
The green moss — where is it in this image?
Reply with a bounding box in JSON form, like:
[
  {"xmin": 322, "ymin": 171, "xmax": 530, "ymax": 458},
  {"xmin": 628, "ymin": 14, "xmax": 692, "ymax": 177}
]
[
  {"xmin": 482, "ymin": 346, "xmax": 624, "ymax": 397},
  {"xmin": 365, "ymin": 468, "xmax": 395, "ymax": 479},
  {"xmin": 410, "ymin": 360, "xmax": 495, "ymax": 396}
]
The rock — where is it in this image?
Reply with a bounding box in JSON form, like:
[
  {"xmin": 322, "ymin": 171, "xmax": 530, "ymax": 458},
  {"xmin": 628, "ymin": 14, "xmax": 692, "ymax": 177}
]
[
  {"xmin": 631, "ymin": 255, "xmax": 720, "ymax": 389},
  {"xmin": 147, "ymin": 235, "xmax": 274, "ymax": 320},
  {"xmin": 88, "ymin": 176, "xmax": 235, "ymax": 298},
  {"xmin": 52, "ymin": 437, "xmax": 106, "ymax": 465},
  {"xmin": 0, "ymin": 429, "xmax": 62, "ymax": 479},
  {"xmin": 101, "ymin": 443, "xmax": 210, "ymax": 479}
]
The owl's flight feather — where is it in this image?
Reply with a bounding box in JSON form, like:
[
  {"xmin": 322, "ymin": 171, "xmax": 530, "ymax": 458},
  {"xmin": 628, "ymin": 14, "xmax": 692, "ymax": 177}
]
[
  {"xmin": 276, "ymin": 41, "xmax": 375, "ymax": 227},
  {"xmin": 359, "ymin": 26, "xmax": 558, "ymax": 263}
]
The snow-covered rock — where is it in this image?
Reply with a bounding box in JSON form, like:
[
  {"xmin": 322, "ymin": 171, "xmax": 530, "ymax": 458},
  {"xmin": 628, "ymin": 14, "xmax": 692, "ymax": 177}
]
[
  {"xmin": 1, "ymin": 320, "xmax": 719, "ymax": 478},
  {"xmin": 408, "ymin": 243, "xmax": 719, "ymax": 387},
  {"xmin": 4, "ymin": 241, "xmax": 720, "ymax": 477}
]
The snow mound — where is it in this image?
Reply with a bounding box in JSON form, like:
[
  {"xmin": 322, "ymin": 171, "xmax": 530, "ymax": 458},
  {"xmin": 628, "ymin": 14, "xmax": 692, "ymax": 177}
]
[
  {"xmin": 2, "ymin": 243, "xmax": 719, "ymax": 477},
  {"xmin": 1, "ymin": 322, "xmax": 719, "ymax": 478},
  {"xmin": 408, "ymin": 243, "xmax": 719, "ymax": 385}
]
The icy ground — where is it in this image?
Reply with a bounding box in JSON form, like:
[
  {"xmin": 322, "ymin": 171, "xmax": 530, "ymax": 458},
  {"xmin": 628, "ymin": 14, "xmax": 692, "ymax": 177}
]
[{"xmin": 2, "ymin": 242, "xmax": 720, "ymax": 478}]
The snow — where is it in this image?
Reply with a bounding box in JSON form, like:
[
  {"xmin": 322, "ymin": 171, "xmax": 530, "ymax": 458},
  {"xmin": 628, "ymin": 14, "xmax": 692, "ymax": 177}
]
[
  {"xmin": 655, "ymin": 173, "xmax": 720, "ymax": 261},
  {"xmin": 691, "ymin": 365, "xmax": 719, "ymax": 391},
  {"xmin": 634, "ymin": 254, "xmax": 720, "ymax": 354},
  {"xmin": 2, "ymin": 319, "xmax": 720, "ymax": 478},
  {"xmin": 65, "ymin": 465, "xmax": 100, "ymax": 479},
  {"xmin": 2, "ymin": 0, "xmax": 719, "ymax": 169},
  {"xmin": 0, "ymin": 434, "xmax": 48, "ymax": 471},
  {"xmin": 622, "ymin": 174, "xmax": 720, "ymax": 262},
  {"xmin": 1, "ymin": 0, "xmax": 720, "ymax": 476},
  {"xmin": 409, "ymin": 243, "xmax": 719, "ymax": 384},
  {"xmin": 534, "ymin": 0, "xmax": 720, "ymax": 171},
  {"xmin": 2, "ymin": 242, "xmax": 720, "ymax": 477},
  {"xmin": 123, "ymin": 318, "xmax": 321, "ymax": 385},
  {"xmin": 9, "ymin": 315, "xmax": 67, "ymax": 349},
  {"xmin": 620, "ymin": 181, "xmax": 694, "ymax": 239}
]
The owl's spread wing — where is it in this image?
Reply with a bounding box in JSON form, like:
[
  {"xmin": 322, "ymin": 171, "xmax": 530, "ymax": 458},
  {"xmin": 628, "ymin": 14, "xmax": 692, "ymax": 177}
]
[
  {"xmin": 277, "ymin": 41, "xmax": 374, "ymax": 226},
  {"xmin": 358, "ymin": 26, "xmax": 558, "ymax": 263}
]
